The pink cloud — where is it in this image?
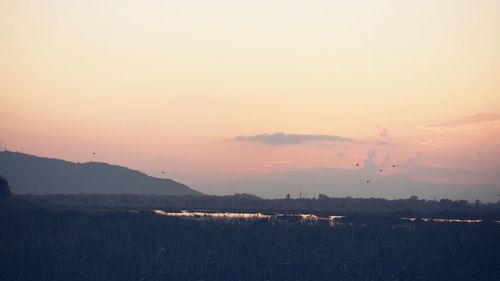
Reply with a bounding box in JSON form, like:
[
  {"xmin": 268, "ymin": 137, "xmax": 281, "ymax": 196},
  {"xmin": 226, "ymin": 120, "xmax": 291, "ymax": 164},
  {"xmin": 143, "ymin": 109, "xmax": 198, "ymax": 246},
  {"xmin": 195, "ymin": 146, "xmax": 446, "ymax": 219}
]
[{"xmin": 427, "ymin": 113, "xmax": 500, "ymax": 128}]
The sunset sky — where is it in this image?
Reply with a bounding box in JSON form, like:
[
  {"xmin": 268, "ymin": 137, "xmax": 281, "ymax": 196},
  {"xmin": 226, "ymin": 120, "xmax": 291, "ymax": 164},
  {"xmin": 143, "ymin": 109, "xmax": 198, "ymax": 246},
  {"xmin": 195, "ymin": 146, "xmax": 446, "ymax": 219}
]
[{"xmin": 1, "ymin": 1, "xmax": 500, "ymax": 201}]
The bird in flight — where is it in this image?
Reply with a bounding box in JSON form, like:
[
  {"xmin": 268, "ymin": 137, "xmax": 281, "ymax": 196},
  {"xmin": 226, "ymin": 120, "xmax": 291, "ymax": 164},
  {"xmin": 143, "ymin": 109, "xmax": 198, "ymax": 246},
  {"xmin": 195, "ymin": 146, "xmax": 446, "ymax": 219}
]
[{"xmin": 355, "ymin": 163, "xmax": 360, "ymax": 167}]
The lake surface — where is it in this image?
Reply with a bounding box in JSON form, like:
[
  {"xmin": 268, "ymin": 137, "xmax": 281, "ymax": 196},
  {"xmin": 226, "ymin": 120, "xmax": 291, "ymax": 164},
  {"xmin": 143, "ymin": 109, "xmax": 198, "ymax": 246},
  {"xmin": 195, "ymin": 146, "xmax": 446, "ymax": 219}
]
[
  {"xmin": 153, "ymin": 210, "xmax": 497, "ymax": 224},
  {"xmin": 153, "ymin": 209, "xmax": 344, "ymax": 221}
]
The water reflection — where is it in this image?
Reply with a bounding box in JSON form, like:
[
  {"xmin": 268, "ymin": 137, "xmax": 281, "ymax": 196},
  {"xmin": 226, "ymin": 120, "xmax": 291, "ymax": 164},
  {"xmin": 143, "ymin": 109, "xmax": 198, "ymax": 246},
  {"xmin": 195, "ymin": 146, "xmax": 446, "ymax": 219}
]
[
  {"xmin": 402, "ymin": 217, "xmax": 483, "ymax": 223},
  {"xmin": 153, "ymin": 210, "xmax": 345, "ymax": 222},
  {"xmin": 153, "ymin": 210, "xmax": 271, "ymax": 219},
  {"xmin": 152, "ymin": 210, "xmax": 492, "ymax": 224}
]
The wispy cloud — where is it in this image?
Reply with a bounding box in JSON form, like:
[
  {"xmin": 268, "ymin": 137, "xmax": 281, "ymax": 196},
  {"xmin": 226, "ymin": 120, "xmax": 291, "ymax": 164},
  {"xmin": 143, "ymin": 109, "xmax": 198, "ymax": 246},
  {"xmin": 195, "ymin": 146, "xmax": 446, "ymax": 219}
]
[
  {"xmin": 426, "ymin": 113, "xmax": 500, "ymax": 128},
  {"xmin": 260, "ymin": 160, "xmax": 292, "ymax": 169},
  {"xmin": 234, "ymin": 132, "xmax": 354, "ymax": 145}
]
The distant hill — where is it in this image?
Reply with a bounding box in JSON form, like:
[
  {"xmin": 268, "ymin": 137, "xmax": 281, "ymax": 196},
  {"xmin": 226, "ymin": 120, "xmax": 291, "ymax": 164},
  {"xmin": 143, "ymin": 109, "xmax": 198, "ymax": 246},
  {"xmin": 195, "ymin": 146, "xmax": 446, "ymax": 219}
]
[{"xmin": 0, "ymin": 151, "xmax": 201, "ymax": 196}]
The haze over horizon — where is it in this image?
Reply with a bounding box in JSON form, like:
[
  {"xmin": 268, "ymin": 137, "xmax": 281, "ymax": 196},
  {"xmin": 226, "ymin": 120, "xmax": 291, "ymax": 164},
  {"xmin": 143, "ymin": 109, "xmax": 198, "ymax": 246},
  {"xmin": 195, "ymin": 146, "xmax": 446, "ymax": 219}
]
[{"xmin": 1, "ymin": 1, "xmax": 500, "ymax": 201}]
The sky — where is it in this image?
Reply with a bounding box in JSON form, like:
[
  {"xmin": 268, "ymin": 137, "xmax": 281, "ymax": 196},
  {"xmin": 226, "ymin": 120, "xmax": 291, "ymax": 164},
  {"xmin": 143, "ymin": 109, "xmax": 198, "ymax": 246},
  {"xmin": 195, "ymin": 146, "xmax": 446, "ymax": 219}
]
[{"xmin": 1, "ymin": 0, "xmax": 500, "ymax": 201}]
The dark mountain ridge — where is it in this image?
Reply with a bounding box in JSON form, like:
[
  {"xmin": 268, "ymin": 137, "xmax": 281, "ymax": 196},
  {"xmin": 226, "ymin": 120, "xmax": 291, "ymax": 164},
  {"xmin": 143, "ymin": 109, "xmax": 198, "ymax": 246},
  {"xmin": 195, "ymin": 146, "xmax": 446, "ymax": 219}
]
[{"xmin": 0, "ymin": 151, "xmax": 201, "ymax": 196}]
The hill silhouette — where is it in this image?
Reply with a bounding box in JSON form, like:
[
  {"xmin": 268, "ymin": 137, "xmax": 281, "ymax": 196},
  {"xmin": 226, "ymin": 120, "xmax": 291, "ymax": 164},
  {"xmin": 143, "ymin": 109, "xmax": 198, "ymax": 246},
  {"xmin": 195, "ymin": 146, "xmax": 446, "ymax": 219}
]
[{"xmin": 0, "ymin": 151, "xmax": 201, "ymax": 196}]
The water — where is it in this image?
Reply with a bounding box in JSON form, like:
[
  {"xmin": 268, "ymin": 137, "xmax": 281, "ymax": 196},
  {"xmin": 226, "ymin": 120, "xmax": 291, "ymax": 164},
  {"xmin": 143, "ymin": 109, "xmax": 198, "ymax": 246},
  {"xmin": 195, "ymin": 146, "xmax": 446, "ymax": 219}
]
[
  {"xmin": 153, "ymin": 210, "xmax": 345, "ymax": 221},
  {"xmin": 153, "ymin": 210, "xmax": 497, "ymax": 224}
]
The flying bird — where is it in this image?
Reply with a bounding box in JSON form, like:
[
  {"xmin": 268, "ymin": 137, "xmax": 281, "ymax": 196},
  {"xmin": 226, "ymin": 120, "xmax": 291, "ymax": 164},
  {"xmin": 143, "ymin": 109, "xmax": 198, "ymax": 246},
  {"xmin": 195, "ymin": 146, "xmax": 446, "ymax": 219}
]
[
  {"xmin": 355, "ymin": 163, "xmax": 360, "ymax": 167},
  {"xmin": 392, "ymin": 164, "xmax": 396, "ymax": 168},
  {"xmin": 366, "ymin": 180, "xmax": 370, "ymax": 184},
  {"xmin": 379, "ymin": 169, "xmax": 384, "ymax": 172}
]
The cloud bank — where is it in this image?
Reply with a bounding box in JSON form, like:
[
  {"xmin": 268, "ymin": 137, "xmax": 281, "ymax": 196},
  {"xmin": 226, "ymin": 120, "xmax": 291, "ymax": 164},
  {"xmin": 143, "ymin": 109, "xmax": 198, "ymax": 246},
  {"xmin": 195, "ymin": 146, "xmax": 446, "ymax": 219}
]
[
  {"xmin": 234, "ymin": 132, "xmax": 354, "ymax": 145},
  {"xmin": 197, "ymin": 150, "xmax": 500, "ymax": 202},
  {"xmin": 198, "ymin": 168, "xmax": 500, "ymax": 203}
]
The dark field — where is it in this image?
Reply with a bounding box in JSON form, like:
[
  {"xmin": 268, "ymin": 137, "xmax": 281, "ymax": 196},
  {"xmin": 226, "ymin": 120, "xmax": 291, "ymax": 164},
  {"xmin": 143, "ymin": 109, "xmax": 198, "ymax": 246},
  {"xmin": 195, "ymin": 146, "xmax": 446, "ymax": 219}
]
[{"xmin": 1, "ymin": 200, "xmax": 500, "ymax": 281}]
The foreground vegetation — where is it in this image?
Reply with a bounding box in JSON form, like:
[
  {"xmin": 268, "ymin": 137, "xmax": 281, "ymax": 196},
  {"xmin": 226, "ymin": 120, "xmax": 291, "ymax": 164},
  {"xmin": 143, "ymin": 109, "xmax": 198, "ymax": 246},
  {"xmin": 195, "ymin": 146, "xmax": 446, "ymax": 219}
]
[
  {"xmin": 1, "ymin": 200, "xmax": 499, "ymax": 281},
  {"xmin": 17, "ymin": 193, "xmax": 500, "ymax": 218}
]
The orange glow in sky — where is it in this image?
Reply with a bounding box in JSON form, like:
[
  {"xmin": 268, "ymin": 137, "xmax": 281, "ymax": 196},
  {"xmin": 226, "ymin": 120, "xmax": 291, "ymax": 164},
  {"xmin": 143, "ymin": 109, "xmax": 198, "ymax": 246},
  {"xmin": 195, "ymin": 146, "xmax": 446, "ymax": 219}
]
[{"xmin": 1, "ymin": 1, "xmax": 499, "ymax": 201}]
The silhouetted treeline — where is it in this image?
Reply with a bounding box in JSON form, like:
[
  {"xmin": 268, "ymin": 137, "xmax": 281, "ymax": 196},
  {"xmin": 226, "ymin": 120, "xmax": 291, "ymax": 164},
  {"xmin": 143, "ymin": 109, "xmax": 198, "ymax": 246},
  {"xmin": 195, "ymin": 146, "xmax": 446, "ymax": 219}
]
[
  {"xmin": 16, "ymin": 193, "xmax": 500, "ymax": 218},
  {"xmin": 1, "ymin": 202, "xmax": 499, "ymax": 281},
  {"xmin": 0, "ymin": 175, "xmax": 11, "ymax": 199}
]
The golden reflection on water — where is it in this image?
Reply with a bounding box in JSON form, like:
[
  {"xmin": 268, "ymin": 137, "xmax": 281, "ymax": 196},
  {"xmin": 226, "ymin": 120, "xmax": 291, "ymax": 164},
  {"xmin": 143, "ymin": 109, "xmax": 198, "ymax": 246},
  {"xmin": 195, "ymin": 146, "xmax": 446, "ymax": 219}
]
[
  {"xmin": 153, "ymin": 210, "xmax": 345, "ymax": 221},
  {"xmin": 152, "ymin": 211, "xmax": 491, "ymax": 224},
  {"xmin": 153, "ymin": 210, "xmax": 271, "ymax": 219}
]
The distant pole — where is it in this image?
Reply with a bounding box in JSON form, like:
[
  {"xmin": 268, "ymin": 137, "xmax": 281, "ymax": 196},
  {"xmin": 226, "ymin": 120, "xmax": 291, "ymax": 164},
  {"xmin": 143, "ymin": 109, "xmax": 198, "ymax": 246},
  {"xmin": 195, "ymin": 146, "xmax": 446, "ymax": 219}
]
[{"xmin": 299, "ymin": 191, "xmax": 302, "ymax": 199}]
